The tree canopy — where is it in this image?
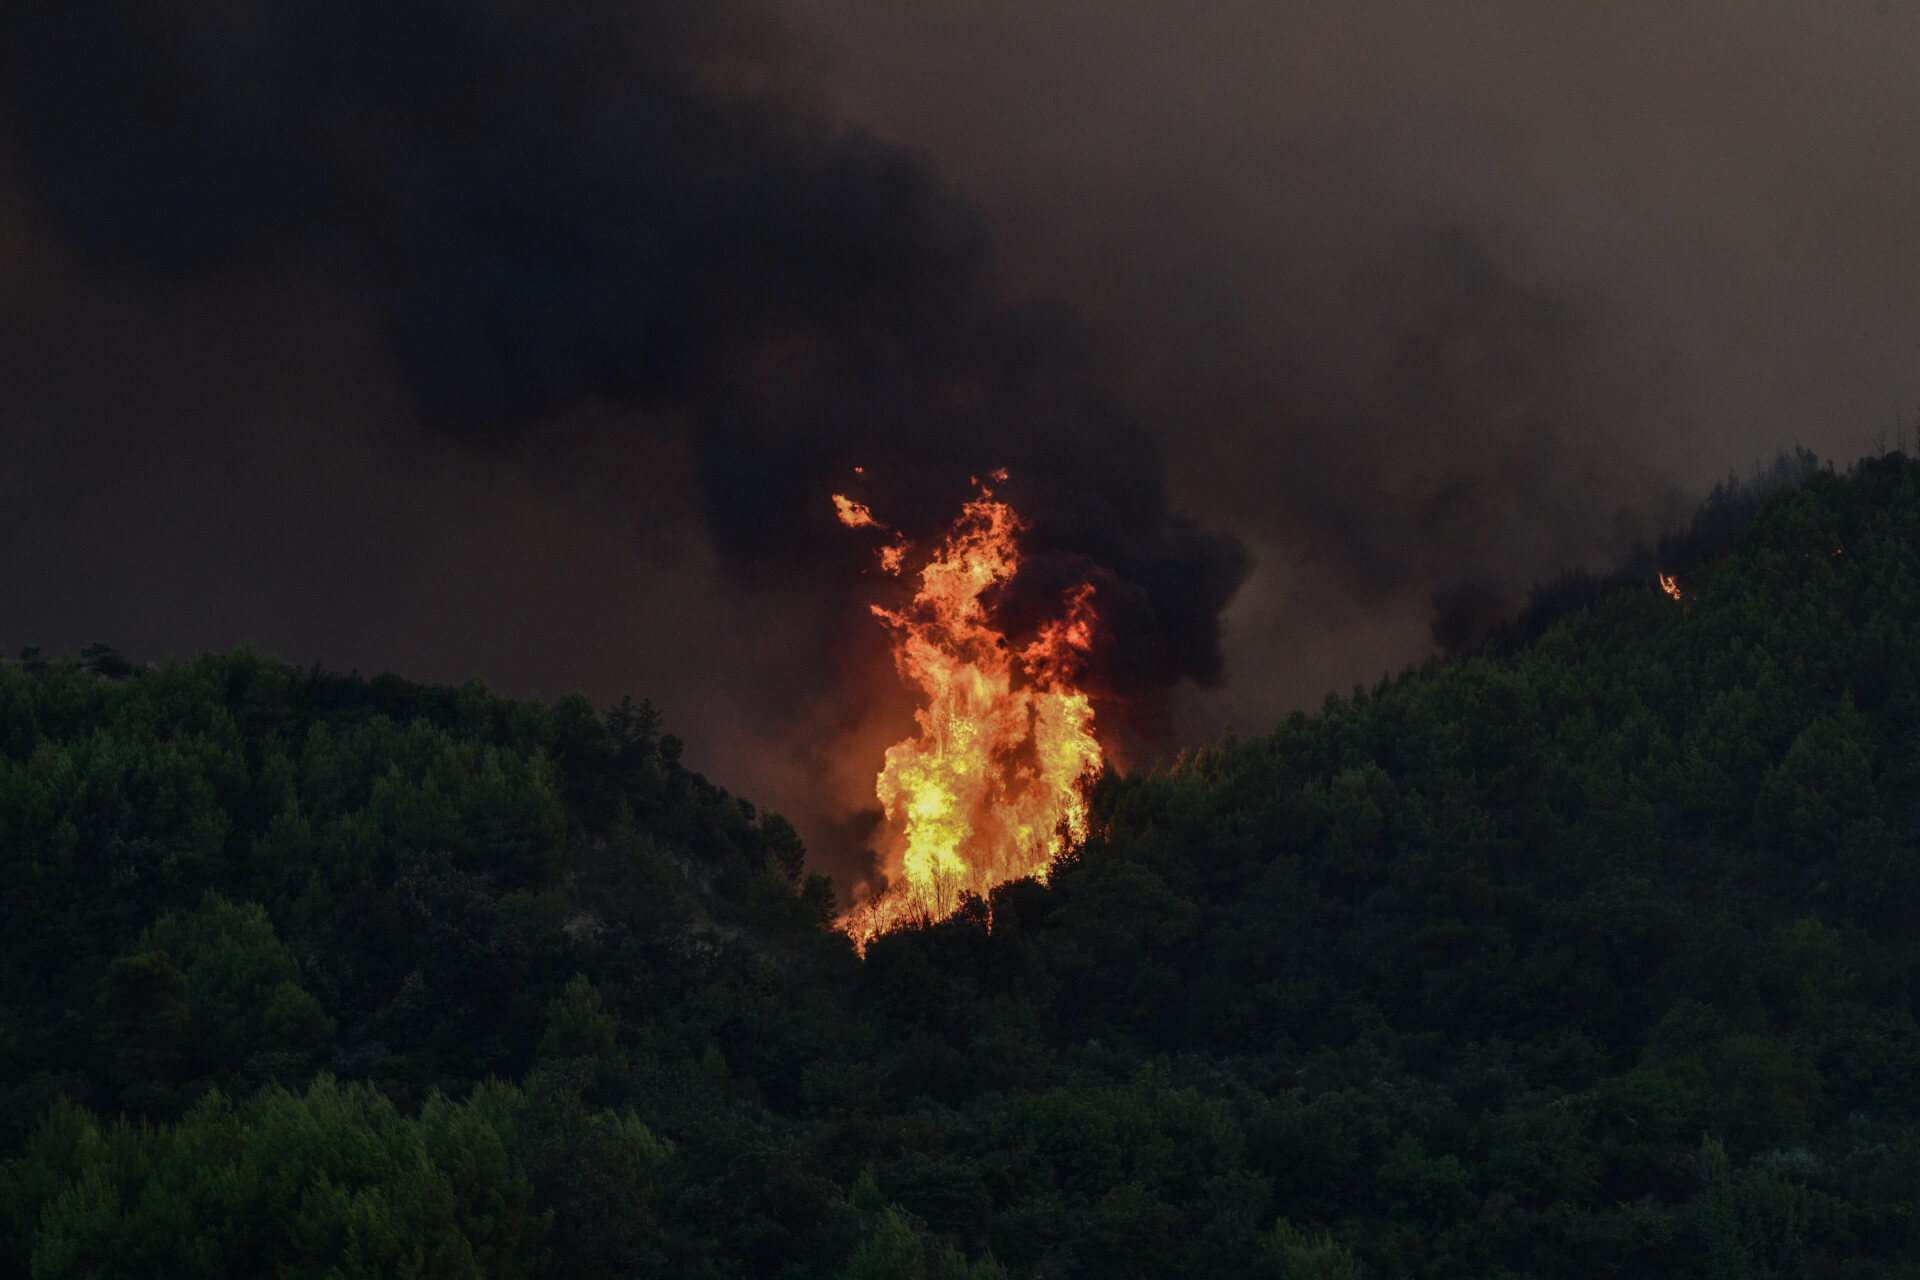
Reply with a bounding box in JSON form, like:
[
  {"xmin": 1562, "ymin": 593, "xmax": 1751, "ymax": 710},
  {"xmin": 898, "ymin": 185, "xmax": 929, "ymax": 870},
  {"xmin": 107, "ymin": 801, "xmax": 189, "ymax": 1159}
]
[{"xmin": 6, "ymin": 454, "xmax": 1920, "ymax": 1277}]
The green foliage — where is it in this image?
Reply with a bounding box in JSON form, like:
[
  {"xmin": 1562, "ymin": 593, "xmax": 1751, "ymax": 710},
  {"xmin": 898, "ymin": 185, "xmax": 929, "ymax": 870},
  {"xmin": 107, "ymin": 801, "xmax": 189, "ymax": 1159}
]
[
  {"xmin": 512, "ymin": 1064, "xmax": 670, "ymax": 1277},
  {"xmin": 6, "ymin": 1078, "xmax": 545, "ymax": 1279},
  {"xmin": 12, "ymin": 453, "xmax": 1920, "ymax": 1275},
  {"xmin": 536, "ymin": 976, "xmax": 616, "ymax": 1065},
  {"xmin": 843, "ymin": 1207, "xmax": 1006, "ymax": 1280},
  {"xmin": 1262, "ymin": 1219, "xmax": 1361, "ymax": 1280}
]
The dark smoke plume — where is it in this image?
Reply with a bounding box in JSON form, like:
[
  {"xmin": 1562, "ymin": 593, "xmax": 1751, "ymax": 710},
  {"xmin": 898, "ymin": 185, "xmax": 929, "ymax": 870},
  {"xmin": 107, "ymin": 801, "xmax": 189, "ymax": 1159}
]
[{"xmin": 0, "ymin": 0, "xmax": 1247, "ymax": 703}]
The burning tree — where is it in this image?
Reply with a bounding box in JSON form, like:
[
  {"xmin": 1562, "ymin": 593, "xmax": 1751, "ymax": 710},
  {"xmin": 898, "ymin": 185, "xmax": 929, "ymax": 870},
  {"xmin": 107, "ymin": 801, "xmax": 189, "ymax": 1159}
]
[{"xmin": 835, "ymin": 478, "xmax": 1103, "ymax": 947}]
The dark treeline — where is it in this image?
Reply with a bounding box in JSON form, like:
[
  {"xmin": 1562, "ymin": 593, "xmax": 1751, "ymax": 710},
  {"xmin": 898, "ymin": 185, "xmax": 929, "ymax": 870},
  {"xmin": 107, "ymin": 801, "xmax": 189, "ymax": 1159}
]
[
  {"xmin": 7, "ymin": 455, "xmax": 1920, "ymax": 1276},
  {"xmin": 1482, "ymin": 446, "xmax": 1823, "ymax": 657}
]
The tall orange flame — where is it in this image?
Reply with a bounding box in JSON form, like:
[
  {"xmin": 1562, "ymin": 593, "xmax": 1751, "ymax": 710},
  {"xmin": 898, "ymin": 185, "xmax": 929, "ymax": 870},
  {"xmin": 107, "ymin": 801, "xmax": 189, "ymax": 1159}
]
[{"xmin": 839, "ymin": 484, "xmax": 1103, "ymax": 948}]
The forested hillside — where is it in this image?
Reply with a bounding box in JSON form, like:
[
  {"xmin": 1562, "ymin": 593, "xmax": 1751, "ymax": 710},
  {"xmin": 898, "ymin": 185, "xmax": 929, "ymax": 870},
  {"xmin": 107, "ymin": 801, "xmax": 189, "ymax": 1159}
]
[{"xmin": 6, "ymin": 456, "xmax": 1920, "ymax": 1278}]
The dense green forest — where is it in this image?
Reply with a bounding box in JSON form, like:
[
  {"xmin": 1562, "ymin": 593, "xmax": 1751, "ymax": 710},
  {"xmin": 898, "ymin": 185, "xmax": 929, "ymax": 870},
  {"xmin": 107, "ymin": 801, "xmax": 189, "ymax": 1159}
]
[{"xmin": 5, "ymin": 455, "xmax": 1920, "ymax": 1278}]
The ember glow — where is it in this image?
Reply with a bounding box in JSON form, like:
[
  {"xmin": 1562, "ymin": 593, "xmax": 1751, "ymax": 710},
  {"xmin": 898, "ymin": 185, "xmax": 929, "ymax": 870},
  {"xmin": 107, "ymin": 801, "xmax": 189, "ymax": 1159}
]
[
  {"xmin": 839, "ymin": 483, "xmax": 1103, "ymax": 948},
  {"xmin": 833, "ymin": 494, "xmax": 883, "ymax": 529}
]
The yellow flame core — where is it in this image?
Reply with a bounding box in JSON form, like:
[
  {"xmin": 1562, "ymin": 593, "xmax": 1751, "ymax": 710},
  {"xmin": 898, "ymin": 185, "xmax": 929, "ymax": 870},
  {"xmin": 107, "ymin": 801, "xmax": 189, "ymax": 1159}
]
[
  {"xmin": 842, "ymin": 490, "xmax": 1102, "ymax": 948},
  {"xmin": 1659, "ymin": 573, "xmax": 1682, "ymax": 600}
]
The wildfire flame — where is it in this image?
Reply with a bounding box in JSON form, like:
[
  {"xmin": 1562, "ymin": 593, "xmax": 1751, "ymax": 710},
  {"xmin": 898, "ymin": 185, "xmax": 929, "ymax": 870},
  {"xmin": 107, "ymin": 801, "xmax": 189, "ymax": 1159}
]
[
  {"xmin": 839, "ymin": 483, "xmax": 1103, "ymax": 948},
  {"xmin": 1659, "ymin": 573, "xmax": 1682, "ymax": 600},
  {"xmin": 833, "ymin": 494, "xmax": 883, "ymax": 529}
]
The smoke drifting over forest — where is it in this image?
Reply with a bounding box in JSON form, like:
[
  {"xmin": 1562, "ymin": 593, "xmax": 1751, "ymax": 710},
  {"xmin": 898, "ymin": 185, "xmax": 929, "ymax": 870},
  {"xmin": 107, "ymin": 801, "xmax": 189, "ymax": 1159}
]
[
  {"xmin": 0, "ymin": 0, "xmax": 1244, "ymax": 683},
  {"xmin": 1, "ymin": 0, "xmax": 1916, "ymax": 881}
]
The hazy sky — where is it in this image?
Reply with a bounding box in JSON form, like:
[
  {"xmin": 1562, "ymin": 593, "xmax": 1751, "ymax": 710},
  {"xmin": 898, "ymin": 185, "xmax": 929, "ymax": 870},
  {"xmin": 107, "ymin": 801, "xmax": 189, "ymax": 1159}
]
[
  {"xmin": 0, "ymin": 0, "xmax": 1914, "ymax": 884},
  {"xmin": 783, "ymin": 0, "xmax": 1920, "ymax": 729}
]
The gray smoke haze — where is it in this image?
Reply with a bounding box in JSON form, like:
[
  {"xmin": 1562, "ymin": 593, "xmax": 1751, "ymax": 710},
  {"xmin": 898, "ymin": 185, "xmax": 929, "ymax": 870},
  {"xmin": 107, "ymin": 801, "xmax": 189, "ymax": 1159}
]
[
  {"xmin": 1, "ymin": 0, "xmax": 1916, "ymax": 886},
  {"xmin": 782, "ymin": 0, "xmax": 1920, "ymax": 735}
]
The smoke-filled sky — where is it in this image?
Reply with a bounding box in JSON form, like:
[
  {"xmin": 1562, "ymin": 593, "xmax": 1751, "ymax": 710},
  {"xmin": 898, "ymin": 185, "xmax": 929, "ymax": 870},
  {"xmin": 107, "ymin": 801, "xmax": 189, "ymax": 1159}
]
[{"xmin": 1, "ymin": 0, "xmax": 1916, "ymax": 883}]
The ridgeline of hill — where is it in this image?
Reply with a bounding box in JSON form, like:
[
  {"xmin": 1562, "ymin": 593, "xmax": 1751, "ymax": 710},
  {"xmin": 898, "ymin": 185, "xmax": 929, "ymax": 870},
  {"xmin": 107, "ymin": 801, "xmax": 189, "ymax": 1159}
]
[{"xmin": 6, "ymin": 456, "xmax": 1920, "ymax": 1279}]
